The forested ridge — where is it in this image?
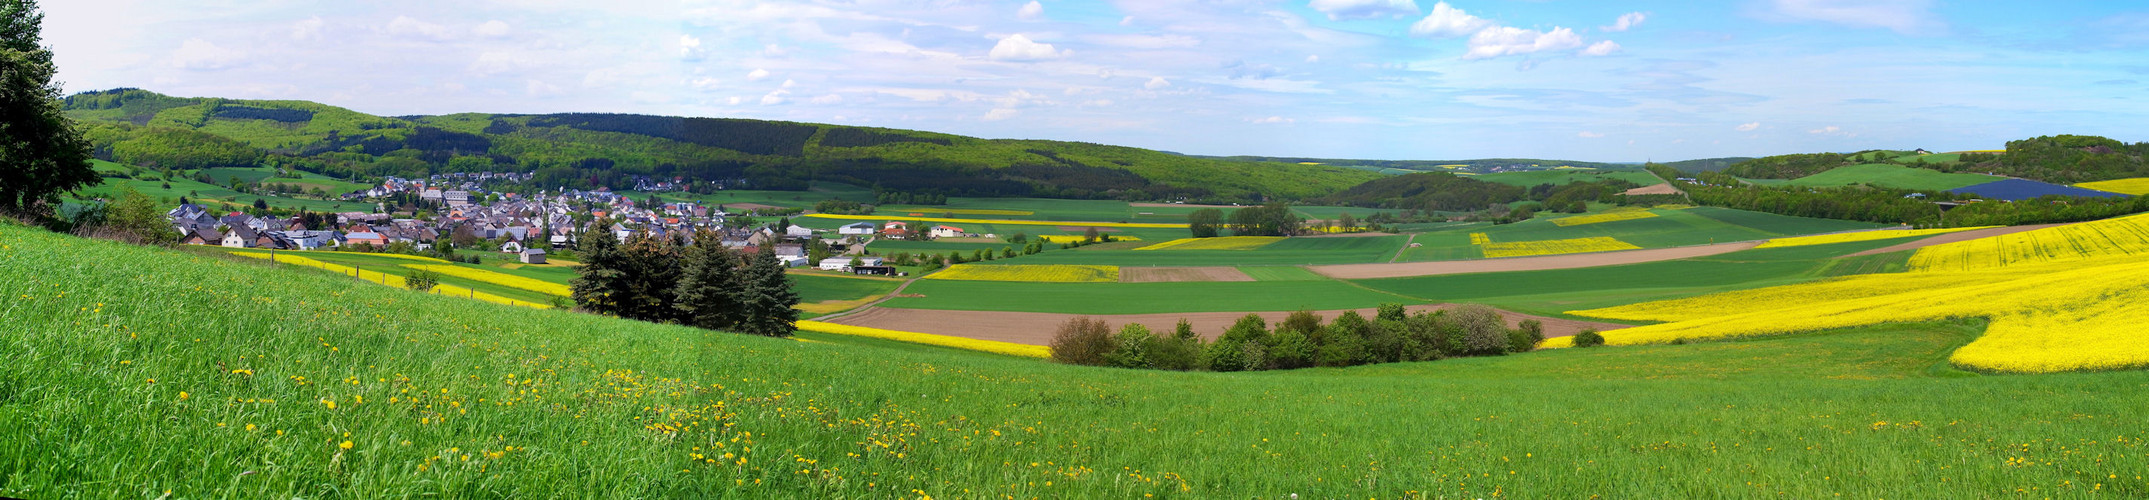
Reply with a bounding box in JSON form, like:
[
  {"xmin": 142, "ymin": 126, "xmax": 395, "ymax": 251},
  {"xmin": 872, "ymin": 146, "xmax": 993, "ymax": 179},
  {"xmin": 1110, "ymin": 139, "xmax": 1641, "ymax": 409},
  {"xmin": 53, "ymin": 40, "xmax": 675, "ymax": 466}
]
[{"xmin": 60, "ymin": 89, "xmax": 1381, "ymax": 203}]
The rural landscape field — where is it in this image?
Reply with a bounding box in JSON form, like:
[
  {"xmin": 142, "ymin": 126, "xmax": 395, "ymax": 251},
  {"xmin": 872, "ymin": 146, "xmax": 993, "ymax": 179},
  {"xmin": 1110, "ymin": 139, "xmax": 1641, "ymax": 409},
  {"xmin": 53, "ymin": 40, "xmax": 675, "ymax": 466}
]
[{"xmin": 9, "ymin": 0, "xmax": 2149, "ymax": 497}]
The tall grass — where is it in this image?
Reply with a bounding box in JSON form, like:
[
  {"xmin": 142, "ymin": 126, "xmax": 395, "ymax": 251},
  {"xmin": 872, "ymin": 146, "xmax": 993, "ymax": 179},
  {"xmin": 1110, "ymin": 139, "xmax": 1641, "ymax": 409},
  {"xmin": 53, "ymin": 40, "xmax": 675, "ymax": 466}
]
[{"xmin": 4, "ymin": 224, "xmax": 2147, "ymax": 497}]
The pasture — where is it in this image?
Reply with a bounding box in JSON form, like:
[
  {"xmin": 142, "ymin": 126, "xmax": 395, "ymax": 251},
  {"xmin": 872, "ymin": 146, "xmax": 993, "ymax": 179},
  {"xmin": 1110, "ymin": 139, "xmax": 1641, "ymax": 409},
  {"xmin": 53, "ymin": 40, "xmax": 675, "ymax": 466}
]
[
  {"xmin": 1778, "ymin": 163, "xmax": 2001, "ymax": 191},
  {"xmin": 1471, "ymin": 168, "xmax": 1662, "ymax": 187},
  {"xmin": 1402, "ymin": 206, "xmax": 1880, "ymax": 261},
  {"xmin": 7, "ymin": 223, "xmax": 2148, "ymax": 497}
]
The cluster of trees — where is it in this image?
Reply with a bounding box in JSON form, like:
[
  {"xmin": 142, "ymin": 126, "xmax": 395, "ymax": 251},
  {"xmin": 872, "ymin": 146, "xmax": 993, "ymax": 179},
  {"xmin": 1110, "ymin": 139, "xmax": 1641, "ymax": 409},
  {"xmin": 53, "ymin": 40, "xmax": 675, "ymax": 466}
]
[
  {"xmin": 1320, "ymin": 172, "xmax": 1527, "ymax": 211},
  {"xmin": 0, "ymin": 0, "xmax": 98, "ymax": 220},
  {"xmin": 102, "ymin": 127, "xmax": 261, "ymax": 171},
  {"xmin": 1944, "ymin": 135, "xmax": 2149, "ymax": 184},
  {"xmin": 1644, "ymin": 163, "xmax": 2149, "ymax": 228},
  {"xmin": 527, "ymin": 114, "xmax": 822, "ymax": 157},
  {"xmin": 819, "ymin": 128, "xmax": 952, "ymax": 148},
  {"xmin": 1226, "ymin": 203, "xmax": 1302, "ymax": 236},
  {"xmin": 874, "ymin": 190, "xmax": 947, "ymax": 205},
  {"xmin": 1720, "ymin": 152, "xmax": 1865, "ymax": 179},
  {"xmin": 1051, "ymin": 305, "xmax": 1562, "ymax": 371},
  {"xmin": 569, "ymin": 229, "xmax": 800, "ymax": 336},
  {"xmin": 811, "ymin": 199, "xmax": 873, "ymax": 215}
]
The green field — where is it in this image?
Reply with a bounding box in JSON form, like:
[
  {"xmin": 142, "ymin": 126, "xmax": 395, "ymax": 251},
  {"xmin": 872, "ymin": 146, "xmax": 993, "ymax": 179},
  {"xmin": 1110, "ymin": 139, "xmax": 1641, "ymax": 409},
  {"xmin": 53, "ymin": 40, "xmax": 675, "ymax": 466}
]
[
  {"xmin": 78, "ymin": 174, "xmax": 375, "ymax": 213},
  {"xmin": 1781, "ymin": 163, "xmax": 2002, "ymax": 191},
  {"xmin": 8, "ymin": 223, "xmax": 2148, "ymax": 497},
  {"xmin": 791, "ymin": 273, "xmax": 901, "ymax": 304},
  {"xmin": 1238, "ymin": 266, "xmax": 1328, "ymax": 281},
  {"xmin": 882, "ymin": 279, "xmax": 1416, "ymax": 314},
  {"xmin": 1004, "ymin": 235, "xmax": 1409, "ymax": 267},
  {"xmin": 187, "ymin": 247, "xmax": 566, "ymax": 305},
  {"xmin": 1365, "ymin": 238, "xmax": 1926, "ymax": 318},
  {"xmin": 1402, "ymin": 206, "xmax": 1881, "ymax": 261},
  {"xmin": 1471, "ymin": 168, "xmax": 1663, "ymax": 187}
]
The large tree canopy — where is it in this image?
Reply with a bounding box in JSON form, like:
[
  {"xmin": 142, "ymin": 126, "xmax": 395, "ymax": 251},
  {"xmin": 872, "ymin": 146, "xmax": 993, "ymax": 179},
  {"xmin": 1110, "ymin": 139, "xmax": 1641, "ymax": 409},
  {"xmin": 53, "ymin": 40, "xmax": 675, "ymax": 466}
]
[{"xmin": 0, "ymin": 0, "xmax": 96, "ymax": 217}]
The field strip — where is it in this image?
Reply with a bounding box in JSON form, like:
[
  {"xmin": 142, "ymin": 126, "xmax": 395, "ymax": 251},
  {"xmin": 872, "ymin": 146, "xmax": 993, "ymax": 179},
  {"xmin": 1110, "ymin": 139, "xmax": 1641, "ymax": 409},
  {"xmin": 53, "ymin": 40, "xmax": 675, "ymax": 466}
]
[
  {"xmin": 1119, "ymin": 267, "xmax": 1256, "ymax": 283},
  {"xmin": 795, "ymin": 320, "xmax": 1051, "ymax": 358},
  {"xmin": 1841, "ymin": 223, "xmax": 2072, "ymax": 257},
  {"xmin": 802, "ymin": 213, "xmax": 1187, "ymax": 229},
  {"xmin": 1311, "ymin": 241, "xmax": 1762, "ymax": 280},
  {"xmin": 1388, "ymin": 234, "xmax": 1416, "ymax": 263},
  {"xmin": 1755, "ymin": 226, "xmax": 1996, "ymax": 249},
  {"xmin": 831, "ymin": 306, "xmax": 1631, "ymax": 346}
]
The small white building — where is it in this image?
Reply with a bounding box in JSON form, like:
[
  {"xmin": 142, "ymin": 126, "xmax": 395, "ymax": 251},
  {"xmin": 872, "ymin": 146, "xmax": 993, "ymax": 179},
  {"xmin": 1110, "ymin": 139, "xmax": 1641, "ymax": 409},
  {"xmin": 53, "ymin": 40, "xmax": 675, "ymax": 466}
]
[
  {"xmin": 817, "ymin": 256, "xmax": 884, "ymax": 271},
  {"xmin": 778, "ymin": 255, "xmax": 810, "ymax": 268},
  {"xmin": 929, "ymin": 225, "xmax": 967, "ymax": 238},
  {"xmin": 785, "ymin": 224, "xmax": 814, "ymax": 239},
  {"xmin": 838, "ymin": 222, "xmax": 877, "ymax": 236}
]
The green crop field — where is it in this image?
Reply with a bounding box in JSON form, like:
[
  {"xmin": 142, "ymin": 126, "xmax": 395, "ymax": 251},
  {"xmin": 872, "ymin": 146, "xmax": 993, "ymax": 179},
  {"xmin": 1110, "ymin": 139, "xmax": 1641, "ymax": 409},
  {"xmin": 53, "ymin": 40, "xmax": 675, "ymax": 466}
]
[
  {"xmin": 1402, "ymin": 206, "xmax": 1881, "ymax": 261},
  {"xmin": 1239, "ymin": 266, "xmax": 1327, "ymax": 281},
  {"xmin": 1781, "ymin": 163, "xmax": 2002, "ymax": 191},
  {"xmin": 791, "ymin": 273, "xmax": 901, "ymax": 304},
  {"xmin": 78, "ymin": 175, "xmax": 376, "ymax": 213},
  {"xmin": 7, "ymin": 223, "xmax": 2147, "ymax": 497},
  {"xmin": 1364, "ymin": 238, "xmax": 1924, "ymax": 318},
  {"xmin": 186, "ymin": 247, "xmax": 566, "ymax": 305},
  {"xmin": 1471, "ymin": 169, "xmax": 1663, "ymax": 187},
  {"xmin": 1004, "ymin": 235, "xmax": 1409, "ymax": 267}
]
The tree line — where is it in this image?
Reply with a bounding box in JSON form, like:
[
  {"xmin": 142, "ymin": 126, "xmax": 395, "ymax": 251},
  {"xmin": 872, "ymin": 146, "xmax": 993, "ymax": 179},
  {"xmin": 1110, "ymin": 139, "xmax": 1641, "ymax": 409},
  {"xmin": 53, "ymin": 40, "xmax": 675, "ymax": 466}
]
[
  {"xmin": 569, "ymin": 228, "xmax": 801, "ymax": 337},
  {"xmin": 1050, "ymin": 304, "xmax": 1596, "ymax": 372}
]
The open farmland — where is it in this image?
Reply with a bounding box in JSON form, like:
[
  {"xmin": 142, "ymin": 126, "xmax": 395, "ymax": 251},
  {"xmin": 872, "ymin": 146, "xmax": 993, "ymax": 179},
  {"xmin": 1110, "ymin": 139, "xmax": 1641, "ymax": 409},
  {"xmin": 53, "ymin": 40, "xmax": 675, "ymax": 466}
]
[
  {"xmin": 923, "ymin": 264, "xmax": 1120, "ymax": 283},
  {"xmin": 1401, "ymin": 206, "xmax": 1879, "ymax": 261},
  {"xmin": 1779, "ymin": 163, "xmax": 2003, "ymax": 191},
  {"xmin": 1907, "ymin": 212, "xmax": 2149, "ymax": 271},
  {"xmin": 2074, "ymin": 177, "xmax": 2149, "ymax": 195},
  {"xmin": 10, "ymin": 223, "xmax": 2149, "ymax": 497}
]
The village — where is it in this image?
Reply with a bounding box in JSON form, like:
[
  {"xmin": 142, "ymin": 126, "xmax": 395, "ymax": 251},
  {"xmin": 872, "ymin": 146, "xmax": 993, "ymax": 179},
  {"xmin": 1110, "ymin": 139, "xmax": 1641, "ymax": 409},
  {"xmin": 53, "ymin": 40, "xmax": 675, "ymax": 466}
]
[{"xmin": 157, "ymin": 173, "xmax": 974, "ymax": 275}]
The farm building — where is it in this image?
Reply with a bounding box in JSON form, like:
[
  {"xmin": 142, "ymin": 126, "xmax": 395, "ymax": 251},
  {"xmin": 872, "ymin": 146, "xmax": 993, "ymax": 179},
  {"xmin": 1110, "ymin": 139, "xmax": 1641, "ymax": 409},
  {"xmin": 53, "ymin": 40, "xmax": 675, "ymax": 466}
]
[
  {"xmin": 881, "ymin": 221, "xmax": 911, "ymax": 238},
  {"xmin": 930, "ymin": 225, "xmax": 967, "ymax": 238},
  {"xmin": 785, "ymin": 225, "xmax": 814, "ymax": 238},
  {"xmin": 817, "ymin": 256, "xmax": 885, "ymax": 272},
  {"xmin": 851, "ymin": 265, "xmax": 898, "ymax": 276},
  {"xmin": 839, "ymin": 222, "xmax": 876, "ymax": 236},
  {"xmin": 344, "ymin": 231, "xmax": 389, "ymax": 247},
  {"xmin": 520, "ymin": 248, "xmax": 547, "ymax": 264},
  {"xmin": 778, "ymin": 255, "xmax": 810, "ymax": 267}
]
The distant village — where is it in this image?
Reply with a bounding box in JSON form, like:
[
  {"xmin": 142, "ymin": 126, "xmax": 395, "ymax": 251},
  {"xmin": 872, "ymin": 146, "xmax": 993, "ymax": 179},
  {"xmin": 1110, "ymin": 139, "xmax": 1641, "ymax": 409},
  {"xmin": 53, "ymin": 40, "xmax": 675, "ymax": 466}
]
[{"xmin": 162, "ymin": 172, "xmax": 945, "ymax": 274}]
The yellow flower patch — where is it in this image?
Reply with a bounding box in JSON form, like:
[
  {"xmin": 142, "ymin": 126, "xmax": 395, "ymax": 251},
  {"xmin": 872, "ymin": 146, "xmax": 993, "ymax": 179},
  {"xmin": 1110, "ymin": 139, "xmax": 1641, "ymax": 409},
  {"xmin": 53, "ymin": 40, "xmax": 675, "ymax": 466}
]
[
  {"xmin": 1480, "ymin": 237, "xmax": 1640, "ymax": 258},
  {"xmin": 1037, "ymin": 234, "xmax": 1142, "ymax": 243},
  {"xmin": 1755, "ymin": 226, "xmax": 1995, "ymax": 249},
  {"xmin": 2072, "ymin": 177, "xmax": 2149, "ymax": 195},
  {"xmin": 1549, "ymin": 209, "xmax": 1658, "ymax": 227},
  {"xmin": 796, "ymin": 321, "xmax": 1049, "ymax": 358},
  {"xmin": 924, "ymin": 264, "xmax": 1120, "ymax": 283},
  {"xmin": 401, "ymin": 264, "xmax": 571, "ymax": 297},
  {"xmin": 1909, "ymin": 212, "xmax": 2149, "ymax": 271},
  {"xmin": 1132, "ymin": 237, "xmax": 1283, "ymax": 251},
  {"xmin": 233, "ymin": 252, "xmax": 552, "ymax": 309}
]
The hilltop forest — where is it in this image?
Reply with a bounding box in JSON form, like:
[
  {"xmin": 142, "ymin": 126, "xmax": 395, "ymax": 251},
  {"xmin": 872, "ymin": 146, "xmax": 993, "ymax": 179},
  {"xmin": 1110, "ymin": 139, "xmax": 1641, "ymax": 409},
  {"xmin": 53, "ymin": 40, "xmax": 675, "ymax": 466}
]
[{"xmin": 60, "ymin": 89, "xmax": 1381, "ymax": 204}]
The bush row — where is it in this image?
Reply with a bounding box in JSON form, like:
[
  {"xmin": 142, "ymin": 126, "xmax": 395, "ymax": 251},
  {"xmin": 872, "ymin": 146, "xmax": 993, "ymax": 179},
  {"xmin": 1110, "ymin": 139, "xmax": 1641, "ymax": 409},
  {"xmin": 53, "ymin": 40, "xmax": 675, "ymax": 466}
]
[{"xmin": 1050, "ymin": 304, "xmax": 1588, "ymax": 372}]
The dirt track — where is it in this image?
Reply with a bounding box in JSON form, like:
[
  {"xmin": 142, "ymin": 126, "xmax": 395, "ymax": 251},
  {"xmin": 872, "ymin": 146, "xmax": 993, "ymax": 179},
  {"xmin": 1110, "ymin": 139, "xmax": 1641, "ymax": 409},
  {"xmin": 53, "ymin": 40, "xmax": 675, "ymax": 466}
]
[
  {"xmin": 1621, "ymin": 183, "xmax": 1684, "ymax": 196},
  {"xmin": 1842, "ymin": 223, "xmax": 2069, "ymax": 257},
  {"xmin": 1309, "ymin": 241, "xmax": 1762, "ymax": 279},
  {"xmin": 830, "ymin": 305, "xmax": 1630, "ymax": 346},
  {"xmin": 1120, "ymin": 267, "xmax": 1255, "ymax": 283}
]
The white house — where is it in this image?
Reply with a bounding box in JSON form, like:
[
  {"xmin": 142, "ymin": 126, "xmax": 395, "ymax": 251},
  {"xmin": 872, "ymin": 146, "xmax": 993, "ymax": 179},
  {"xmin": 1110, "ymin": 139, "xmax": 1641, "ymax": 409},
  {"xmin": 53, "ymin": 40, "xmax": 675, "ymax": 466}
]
[
  {"xmin": 817, "ymin": 256, "xmax": 884, "ymax": 271},
  {"xmin": 929, "ymin": 225, "xmax": 967, "ymax": 238},
  {"xmin": 778, "ymin": 255, "xmax": 810, "ymax": 268},
  {"xmin": 838, "ymin": 222, "xmax": 876, "ymax": 236},
  {"xmin": 220, "ymin": 226, "xmax": 257, "ymax": 248},
  {"xmin": 785, "ymin": 224, "xmax": 814, "ymax": 239}
]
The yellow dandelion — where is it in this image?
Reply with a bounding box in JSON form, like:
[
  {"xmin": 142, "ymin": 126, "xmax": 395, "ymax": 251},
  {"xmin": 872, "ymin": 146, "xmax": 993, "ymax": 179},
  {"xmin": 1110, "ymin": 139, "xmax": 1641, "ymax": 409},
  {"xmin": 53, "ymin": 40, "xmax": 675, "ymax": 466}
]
[
  {"xmin": 179, "ymin": 391, "xmax": 189, "ymax": 400},
  {"xmin": 322, "ymin": 399, "xmax": 337, "ymax": 409},
  {"xmin": 339, "ymin": 440, "xmax": 354, "ymax": 450}
]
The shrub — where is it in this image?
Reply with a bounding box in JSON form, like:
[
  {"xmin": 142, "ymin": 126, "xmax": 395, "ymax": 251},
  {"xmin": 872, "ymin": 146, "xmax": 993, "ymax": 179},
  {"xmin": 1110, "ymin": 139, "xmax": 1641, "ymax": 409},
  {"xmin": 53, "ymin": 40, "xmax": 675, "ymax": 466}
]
[
  {"xmin": 405, "ymin": 269, "xmax": 442, "ymax": 291},
  {"xmin": 1451, "ymin": 305, "xmax": 1509, "ymax": 356},
  {"xmin": 1278, "ymin": 309, "xmax": 1323, "ymax": 337},
  {"xmin": 1147, "ymin": 333, "xmax": 1203, "ymax": 371},
  {"xmin": 1362, "ymin": 319, "xmax": 1405, "ymax": 364},
  {"xmin": 1375, "ymin": 303, "xmax": 1407, "ymax": 322},
  {"xmin": 1267, "ymin": 330, "xmax": 1314, "ymax": 370},
  {"xmin": 1508, "ymin": 319, "xmax": 1545, "ymax": 353},
  {"xmin": 1200, "ymin": 338, "xmax": 1247, "ymax": 372},
  {"xmin": 1048, "ymin": 317, "xmax": 1115, "ymax": 366},
  {"xmin": 1572, "ymin": 329, "xmax": 1606, "ymax": 348},
  {"xmin": 1399, "ymin": 312, "xmax": 1451, "ymax": 362},
  {"xmin": 1104, "ymin": 324, "xmax": 1155, "ymax": 369}
]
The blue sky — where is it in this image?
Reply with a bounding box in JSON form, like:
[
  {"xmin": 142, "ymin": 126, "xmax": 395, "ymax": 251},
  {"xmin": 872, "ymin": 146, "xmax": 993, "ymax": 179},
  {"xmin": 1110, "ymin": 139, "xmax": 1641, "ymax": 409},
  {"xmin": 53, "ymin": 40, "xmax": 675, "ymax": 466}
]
[{"xmin": 39, "ymin": 0, "xmax": 2149, "ymax": 162}]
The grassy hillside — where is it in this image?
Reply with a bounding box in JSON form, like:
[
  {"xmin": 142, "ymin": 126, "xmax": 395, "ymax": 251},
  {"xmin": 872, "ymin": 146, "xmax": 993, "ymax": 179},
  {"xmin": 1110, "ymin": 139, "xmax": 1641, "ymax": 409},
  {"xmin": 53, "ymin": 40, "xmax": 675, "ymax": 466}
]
[
  {"xmin": 6, "ymin": 223, "xmax": 2149, "ymax": 497},
  {"xmin": 1780, "ymin": 163, "xmax": 2003, "ymax": 191},
  {"xmin": 64, "ymin": 89, "xmax": 1379, "ymax": 203}
]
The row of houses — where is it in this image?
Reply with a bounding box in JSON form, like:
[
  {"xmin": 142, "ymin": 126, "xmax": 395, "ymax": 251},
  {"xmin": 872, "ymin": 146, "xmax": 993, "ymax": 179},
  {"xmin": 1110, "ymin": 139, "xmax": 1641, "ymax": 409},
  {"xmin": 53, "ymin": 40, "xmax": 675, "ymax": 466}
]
[{"xmin": 837, "ymin": 221, "xmax": 972, "ymax": 239}]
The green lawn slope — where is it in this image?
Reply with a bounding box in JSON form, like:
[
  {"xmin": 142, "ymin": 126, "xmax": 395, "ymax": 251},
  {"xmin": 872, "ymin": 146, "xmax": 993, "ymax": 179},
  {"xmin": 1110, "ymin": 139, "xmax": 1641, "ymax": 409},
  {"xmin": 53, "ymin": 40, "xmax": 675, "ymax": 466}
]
[
  {"xmin": 5, "ymin": 223, "xmax": 2147, "ymax": 497},
  {"xmin": 1782, "ymin": 163, "xmax": 2002, "ymax": 191}
]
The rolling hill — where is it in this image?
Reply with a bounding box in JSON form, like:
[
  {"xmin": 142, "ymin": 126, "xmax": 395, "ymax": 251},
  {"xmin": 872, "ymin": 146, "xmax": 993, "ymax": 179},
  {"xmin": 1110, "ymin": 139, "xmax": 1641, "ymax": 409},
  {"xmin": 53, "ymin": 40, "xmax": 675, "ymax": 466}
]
[{"xmin": 62, "ymin": 89, "xmax": 1381, "ymax": 203}]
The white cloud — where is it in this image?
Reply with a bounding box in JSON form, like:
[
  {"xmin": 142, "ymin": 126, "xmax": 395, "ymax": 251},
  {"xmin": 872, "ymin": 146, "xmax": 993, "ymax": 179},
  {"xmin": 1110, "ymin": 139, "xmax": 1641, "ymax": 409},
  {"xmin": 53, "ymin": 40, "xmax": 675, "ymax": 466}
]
[
  {"xmin": 475, "ymin": 20, "xmax": 511, "ymax": 38},
  {"xmin": 810, "ymin": 94, "xmax": 845, "ymax": 105},
  {"xmin": 1119, "ymin": 16, "xmax": 1134, "ymax": 26},
  {"xmin": 1247, "ymin": 116, "xmax": 1295, "ymax": 124},
  {"xmin": 1306, "ymin": 54, "xmax": 1320, "ymax": 63},
  {"xmin": 1808, "ymin": 125, "xmax": 1856, "ymax": 137},
  {"xmin": 726, "ymin": 96, "xmax": 743, "ymax": 105},
  {"xmin": 780, "ymin": 79, "xmax": 797, "ymax": 89},
  {"xmin": 1581, "ymin": 40, "xmax": 1620, "ymax": 56},
  {"xmin": 746, "ymin": 68, "xmax": 770, "ymax": 81},
  {"xmin": 1463, "ymin": 26, "xmax": 1582, "ymax": 60},
  {"xmin": 170, "ymin": 38, "xmax": 245, "ymax": 70},
  {"xmin": 1410, "ymin": 2, "xmax": 1493, "ymax": 38},
  {"xmin": 291, "ymin": 17, "xmax": 324, "ymax": 41},
  {"xmin": 1578, "ymin": 131, "xmax": 1605, "ymax": 138},
  {"xmin": 385, "ymin": 15, "xmax": 456, "ymax": 42},
  {"xmin": 680, "ymin": 35, "xmax": 706, "ymax": 60},
  {"xmin": 1604, "ymin": 12, "xmax": 1646, "ymax": 32},
  {"xmin": 982, "ymin": 108, "xmax": 1020, "ymax": 121},
  {"xmin": 989, "ymin": 34, "xmax": 1068, "ymax": 61},
  {"xmin": 1083, "ymin": 34, "xmax": 1200, "ymax": 49},
  {"xmin": 1017, "ymin": 1, "xmax": 1044, "ymax": 21},
  {"xmin": 1309, "ymin": 0, "xmax": 1419, "ymax": 21},
  {"xmin": 761, "ymin": 89, "xmax": 790, "ymax": 105},
  {"xmin": 1736, "ymin": 122, "xmax": 1761, "ymax": 132},
  {"xmin": 470, "ymin": 51, "xmax": 543, "ymax": 76},
  {"xmin": 1144, "ymin": 76, "xmax": 1172, "ymax": 90},
  {"xmin": 690, "ymin": 77, "xmax": 723, "ymax": 91},
  {"xmin": 525, "ymin": 79, "xmax": 563, "ymax": 97},
  {"xmin": 1769, "ymin": 0, "xmax": 1940, "ymax": 34}
]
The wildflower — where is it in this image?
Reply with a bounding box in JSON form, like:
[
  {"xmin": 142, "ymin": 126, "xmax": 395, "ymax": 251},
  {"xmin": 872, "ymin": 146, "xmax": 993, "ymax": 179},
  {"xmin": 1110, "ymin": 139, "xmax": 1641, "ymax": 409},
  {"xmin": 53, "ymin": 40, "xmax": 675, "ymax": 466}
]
[
  {"xmin": 179, "ymin": 391, "xmax": 189, "ymax": 400},
  {"xmin": 232, "ymin": 369, "xmax": 254, "ymax": 376},
  {"xmin": 339, "ymin": 441, "xmax": 354, "ymax": 450},
  {"xmin": 322, "ymin": 399, "xmax": 337, "ymax": 409}
]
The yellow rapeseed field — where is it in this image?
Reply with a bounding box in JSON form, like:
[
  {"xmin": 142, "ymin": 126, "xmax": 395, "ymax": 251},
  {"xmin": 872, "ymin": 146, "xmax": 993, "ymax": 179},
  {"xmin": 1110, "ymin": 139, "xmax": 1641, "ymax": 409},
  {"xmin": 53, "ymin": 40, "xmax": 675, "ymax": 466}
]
[
  {"xmin": 1549, "ymin": 209, "xmax": 1658, "ymax": 227},
  {"xmin": 1133, "ymin": 237, "xmax": 1283, "ymax": 251},
  {"xmin": 2072, "ymin": 178, "xmax": 2149, "ymax": 195},
  {"xmin": 401, "ymin": 264, "xmax": 572, "ymax": 297},
  {"xmin": 802, "ymin": 213, "xmax": 1185, "ymax": 229},
  {"xmin": 1559, "ymin": 216, "xmax": 2149, "ymax": 373},
  {"xmin": 1908, "ymin": 212, "xmax": 2149, "ymax": 271},
  {"xmin": 795, "ymin": 321, "xmax": 1051, "ymax": 358},
  {"xmin": 1480, "ymin": 237, "xmax": 1640, "ymax": 258},
  {"xmin": 1468, "ymin": 233, "xmax": 1490, "ymax": 245},
  {"xmin": 1755, "ymin": 226, "xmax": 1994, "ymax": 249},
  {"xmin": 924, "ymin": 264, "xmax": 1120, "ymax": 283},
  {"xmin": 233, "ymin": 252, "xmax": 553, "ymax": 309}
]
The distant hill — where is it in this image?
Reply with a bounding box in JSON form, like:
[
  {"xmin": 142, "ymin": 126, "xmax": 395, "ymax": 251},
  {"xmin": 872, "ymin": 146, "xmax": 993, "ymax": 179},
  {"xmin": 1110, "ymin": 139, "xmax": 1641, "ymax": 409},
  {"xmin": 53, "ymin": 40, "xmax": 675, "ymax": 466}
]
[
  {"xmin": 1939, "ymin": 135, "xmax": 2149, "ymax": 184},
  {"xmin": 1659, "ymin": 157, "xmax": 1755, "ymax": 173},
  {"xmin": 1206, "ymin": 156, "xmax": 1632, "ymax": 174},
  {"xmin": 61, "ymin": 89, "xmax": 1381, "ymax": 203}
]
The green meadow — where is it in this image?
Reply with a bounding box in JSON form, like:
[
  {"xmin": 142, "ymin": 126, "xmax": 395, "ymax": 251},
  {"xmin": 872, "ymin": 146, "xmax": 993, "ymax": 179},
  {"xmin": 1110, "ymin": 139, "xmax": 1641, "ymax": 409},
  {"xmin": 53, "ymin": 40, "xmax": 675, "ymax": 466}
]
[
  {"xmin": 5, "ymin": 223, "xmax": 2146, "ymax": 498},
  {"xmin": 1780, "ymin": 163, "xmax": 2002, "ymax": 191},
  {"xmin": 1401, "ymin": 206, "xmax": 1881, "ymax": 261}
]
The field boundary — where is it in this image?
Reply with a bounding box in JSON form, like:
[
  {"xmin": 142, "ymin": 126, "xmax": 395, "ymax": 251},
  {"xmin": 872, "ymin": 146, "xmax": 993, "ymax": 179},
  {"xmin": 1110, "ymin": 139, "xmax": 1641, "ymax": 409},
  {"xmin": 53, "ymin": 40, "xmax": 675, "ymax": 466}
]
[
  {"xmin": 1312, "ymin": 241, "xmax": 1763, "ymax": 279},
  {"xmin": 832, "ymin": 305, "xmax": 1630, "ymax": 346}
]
